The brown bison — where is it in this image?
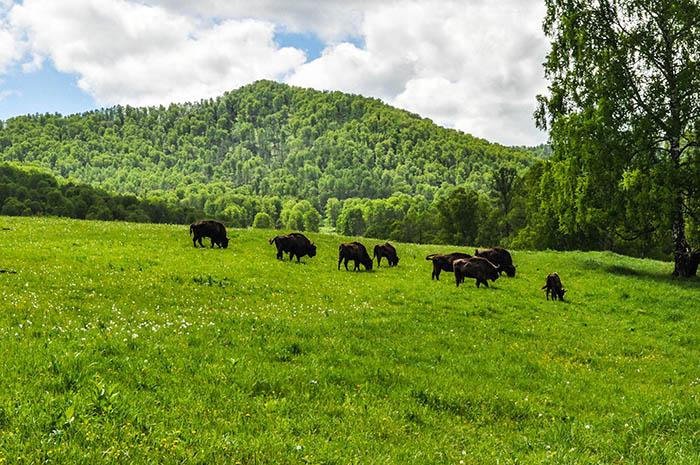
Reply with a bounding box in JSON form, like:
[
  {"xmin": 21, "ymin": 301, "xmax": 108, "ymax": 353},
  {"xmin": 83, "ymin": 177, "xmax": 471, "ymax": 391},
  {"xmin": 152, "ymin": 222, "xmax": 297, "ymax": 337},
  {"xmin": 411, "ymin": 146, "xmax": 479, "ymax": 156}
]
[
  {"xmin": 190, "ymin": 220, "xmax": 229, "ymax": 248},
  {"xmin": 542, "ymin": 272, "xmax": 567, "ymax": 301},
  {"xmin": 453, "ymin": 256, "xmax": 500, "ymax": 288},
  {"xmin": 270, "ymin": 232, "xmax": 317, "ymax": 262},
  {"xmin": 425, "ymin": 252, "xmax": 472, "ymax": 280},
  {"xmin": 373, "ymin": 242, "xmax": 399, "ymax": 267},
  {"xmin": 338, "ymin": 242, "xmax": 373, "ymax": 271},
  {"xmin": 474, "ymin": 247, "xmax": 516, "ymax": 277}
]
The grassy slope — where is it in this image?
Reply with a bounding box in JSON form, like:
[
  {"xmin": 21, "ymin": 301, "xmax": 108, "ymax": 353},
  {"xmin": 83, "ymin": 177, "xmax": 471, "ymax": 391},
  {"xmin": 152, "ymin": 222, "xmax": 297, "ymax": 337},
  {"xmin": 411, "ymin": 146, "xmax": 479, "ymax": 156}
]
[{"xmin": 0, "ymin": 216, "xmax": 699, "ymax": 464}]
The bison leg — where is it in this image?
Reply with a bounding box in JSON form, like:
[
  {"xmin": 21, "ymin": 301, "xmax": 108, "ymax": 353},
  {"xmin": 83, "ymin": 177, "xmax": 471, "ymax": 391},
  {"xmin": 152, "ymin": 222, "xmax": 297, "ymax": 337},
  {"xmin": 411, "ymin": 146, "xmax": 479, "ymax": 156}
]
[
  {"xmin": 432, "ymin": 265, "xmax": 440, "ymax": 280},
  {"xmin": 455, "ymin": 271, "xmax": 461, "ymax": 287},
  {"xmin": 377, "ymin": 255, "xmax": 382, "ymax": 267},
  {"xmin": 193, "ymin": 236, "xmax": 198, "ymax": 247},
  {"xmin": 276, "ymin": 249, "xmax": 283, "ymax": 260}
]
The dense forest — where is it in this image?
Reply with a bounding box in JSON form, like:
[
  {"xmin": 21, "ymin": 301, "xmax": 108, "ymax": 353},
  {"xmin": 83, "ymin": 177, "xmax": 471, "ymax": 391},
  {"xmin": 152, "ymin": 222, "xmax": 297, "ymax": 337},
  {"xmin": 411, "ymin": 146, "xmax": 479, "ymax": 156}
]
[
  {"xmin": 0, "ymin": 80, "xmax": 692, "ymax": 260},
  {"xmin": 0, "ymin": 80, "xmax": 539, "ymax": 207},
  {"xmin": 0, "ymin": 163, "xmax": 203, "ymax": 225}
]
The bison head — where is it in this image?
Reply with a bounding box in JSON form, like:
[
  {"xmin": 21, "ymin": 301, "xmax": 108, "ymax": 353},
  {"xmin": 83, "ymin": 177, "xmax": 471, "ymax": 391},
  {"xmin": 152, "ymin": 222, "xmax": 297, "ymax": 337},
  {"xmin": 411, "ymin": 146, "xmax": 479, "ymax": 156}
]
[
  {"xmin": 309, "ymin": 243, "xmax": 317, "ymax": 257},
  {"xmin": 221, "ymin": 237, "xmax": 229, "ymax": 249},
  {"xmin": 505, "ymin": 265, "xmax": 516, "ymax": 277}
]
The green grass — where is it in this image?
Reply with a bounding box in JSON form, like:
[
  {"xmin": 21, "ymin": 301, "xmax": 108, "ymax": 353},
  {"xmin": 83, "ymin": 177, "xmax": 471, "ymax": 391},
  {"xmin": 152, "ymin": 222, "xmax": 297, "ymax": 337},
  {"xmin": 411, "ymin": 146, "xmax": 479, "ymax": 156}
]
[{"xmin": 1, "ymin": 216, "xmax": 699, "ymax": 464}]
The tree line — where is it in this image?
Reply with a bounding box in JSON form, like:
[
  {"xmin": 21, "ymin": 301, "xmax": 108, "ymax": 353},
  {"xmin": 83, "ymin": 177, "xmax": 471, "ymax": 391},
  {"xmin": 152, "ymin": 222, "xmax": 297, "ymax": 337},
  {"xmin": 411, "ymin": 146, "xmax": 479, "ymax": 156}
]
[
  {"xmin": 0, "ymin": 163, "xmax": 202, "ymax": 224},
  {"xmin": 0, "ymin": 159, "xmax": 672, "ymax": 262}
]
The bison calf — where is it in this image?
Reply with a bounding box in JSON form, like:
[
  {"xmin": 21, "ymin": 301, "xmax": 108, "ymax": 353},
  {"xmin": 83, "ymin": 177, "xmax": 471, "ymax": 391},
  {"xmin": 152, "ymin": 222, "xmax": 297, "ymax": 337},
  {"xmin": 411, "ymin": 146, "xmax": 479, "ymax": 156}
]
[
  {"xmin": 338, "ymin": 242, "xmax": 373, "ymax": 271},
  {"xmin": 373, "ymin": 242, "xmax": 399, "ymax": 267},
  {"xmin": 453, "ymin": 257, "xmax": 500, "ymax": 288},
  {"xmin": 270, "ymin": 232, "xmax": 317, "ymax": 262},
  {"xmin": 542, "ymin": 272, "xmax": 567, "ymax": 301},
  {"xmin": 190, "ymin": 220, "xmax": 229, "ymax": 249},
  {"xmin": 425, "ymin": 252, "xmax": 471, "ymax": 280}
]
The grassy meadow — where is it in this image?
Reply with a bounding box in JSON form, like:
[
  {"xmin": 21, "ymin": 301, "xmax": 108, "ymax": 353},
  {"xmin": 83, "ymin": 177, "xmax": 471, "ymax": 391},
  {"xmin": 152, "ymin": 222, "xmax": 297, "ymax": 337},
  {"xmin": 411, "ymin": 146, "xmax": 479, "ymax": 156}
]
[{"xmin": 1, "ymin": 216, "xmax": 700, "ymax": 464}]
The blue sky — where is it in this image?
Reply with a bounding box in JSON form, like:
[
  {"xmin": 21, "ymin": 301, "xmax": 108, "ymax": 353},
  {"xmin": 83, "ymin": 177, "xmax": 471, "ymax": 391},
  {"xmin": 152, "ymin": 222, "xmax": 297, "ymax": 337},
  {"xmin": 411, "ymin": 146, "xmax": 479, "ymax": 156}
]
[
  {"xmin": 0, "ymin": 0, "xmax": 548, "ymax": 145},
  {"xmin": 1, "ymin": 64, "xmax": 98, "ymax": 119}
]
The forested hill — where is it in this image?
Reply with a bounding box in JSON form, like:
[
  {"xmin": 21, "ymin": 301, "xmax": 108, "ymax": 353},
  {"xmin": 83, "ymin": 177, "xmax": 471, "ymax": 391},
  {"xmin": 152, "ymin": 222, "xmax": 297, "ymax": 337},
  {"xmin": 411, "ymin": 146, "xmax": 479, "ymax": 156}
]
[{"xmin": 0, "ymin": 80, "xmax": 539, "ymax": 208}]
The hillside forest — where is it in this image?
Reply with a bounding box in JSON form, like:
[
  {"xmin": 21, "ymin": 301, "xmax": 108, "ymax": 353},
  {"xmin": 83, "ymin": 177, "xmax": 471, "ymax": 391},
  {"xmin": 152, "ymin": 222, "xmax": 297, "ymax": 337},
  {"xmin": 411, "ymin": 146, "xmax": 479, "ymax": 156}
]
[{"xmin": 0, "ymin": 80, "xmax": 696, "ymax": 261}]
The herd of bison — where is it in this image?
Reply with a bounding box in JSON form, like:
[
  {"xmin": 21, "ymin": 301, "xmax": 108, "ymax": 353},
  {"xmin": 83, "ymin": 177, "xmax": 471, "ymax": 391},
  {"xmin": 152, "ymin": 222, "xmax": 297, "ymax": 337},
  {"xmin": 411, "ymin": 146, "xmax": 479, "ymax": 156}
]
[{"xmin": 189, "ymin": 220, "xmax": 568, "ymax": 300}]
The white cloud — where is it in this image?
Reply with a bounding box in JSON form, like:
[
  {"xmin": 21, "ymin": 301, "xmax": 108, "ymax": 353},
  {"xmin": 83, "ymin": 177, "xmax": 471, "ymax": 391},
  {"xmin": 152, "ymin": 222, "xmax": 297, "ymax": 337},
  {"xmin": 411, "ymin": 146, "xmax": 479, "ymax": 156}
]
[
  {"xmin": 9, "ymin": 0, "xmax": 306, "ymax": 106},
  {"xmin": 0, "ymin": 89, "xmax": 19, "ymax": 103},
  {"xmin": 3, "ymin": 0, "xmax": 549, "ymax": 144},
  {"xmin": 286, "ymin": 0, "xmax": 548, "ymax": 145},
  {"xmin": 144, "ymin": 0, "xmax": 371, "ymax": 41},
  {"xmin": 0, "ymin": 1, "xmax": 22, "ymax": 74},
  {"xmin": 0, "ymin": 28, "xmax": 20, "ymax": 73},
  {"xmin": 287, "ymin": 42, "xmax": 415, "ymax": 98}
]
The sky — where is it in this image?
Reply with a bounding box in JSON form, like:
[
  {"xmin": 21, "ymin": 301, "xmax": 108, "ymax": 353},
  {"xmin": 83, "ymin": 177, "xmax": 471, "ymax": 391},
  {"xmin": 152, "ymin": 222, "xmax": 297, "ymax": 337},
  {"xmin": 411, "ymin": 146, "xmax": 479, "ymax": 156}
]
[{"xmin": 0, "ymin": 0, "xmax": 550, "ymax": 146}]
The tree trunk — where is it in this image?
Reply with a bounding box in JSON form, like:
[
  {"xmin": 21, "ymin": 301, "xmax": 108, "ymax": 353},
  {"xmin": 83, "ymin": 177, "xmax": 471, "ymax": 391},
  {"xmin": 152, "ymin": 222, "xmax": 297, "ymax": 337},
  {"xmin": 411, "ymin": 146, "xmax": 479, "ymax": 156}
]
[
  {"xmin": 671, "ymin": 210, "xmax": 699, "ymax": 277},
  {"xmin": 673, "ymin": 249, "xmax": 700, "ymax": 277},
  {"xmin": 661, "ymin": 14, "xmax": 698, "ymax": 277}
]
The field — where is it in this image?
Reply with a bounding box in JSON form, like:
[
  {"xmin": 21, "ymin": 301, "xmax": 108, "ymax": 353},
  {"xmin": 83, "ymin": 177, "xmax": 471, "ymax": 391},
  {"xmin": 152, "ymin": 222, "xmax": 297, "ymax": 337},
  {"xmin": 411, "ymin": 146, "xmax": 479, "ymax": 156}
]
[{"xmin": 1, "ymin": 216, "xmax": 699, "ymax": 464}]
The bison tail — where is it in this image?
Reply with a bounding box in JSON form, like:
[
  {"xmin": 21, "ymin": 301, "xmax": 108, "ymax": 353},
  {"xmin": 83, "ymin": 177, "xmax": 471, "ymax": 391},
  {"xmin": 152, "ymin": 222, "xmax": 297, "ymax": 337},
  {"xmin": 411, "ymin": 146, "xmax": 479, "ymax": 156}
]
[
  {"xmin": 189, "ymin": 224, "xmax": 193, "ymax": 236},
  {"xmin": 269, "ymin": 237, "xmax": 275, "ymax": 245},
  {"xmin": 540, "ymin": 284, "xmax": 547, "ymax": 290},
  {"xmin": 425, "ymin": 254, "xmax": 437, "ymax": 261}
]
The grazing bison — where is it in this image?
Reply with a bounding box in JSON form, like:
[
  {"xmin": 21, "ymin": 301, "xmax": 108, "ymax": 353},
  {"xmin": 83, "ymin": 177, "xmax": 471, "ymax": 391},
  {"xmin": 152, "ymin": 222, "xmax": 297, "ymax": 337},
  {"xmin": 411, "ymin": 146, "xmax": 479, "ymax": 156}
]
[
  {"xmin": 373, "ymin": 242, "xmax": 399, "ymax": 267},
  {"xmin": 474, "ymin": 247, "xmax": 516, "ymax": 277},
  {"xmin": 190, "ymin": 220, "xmax": 229, "ymax": 249},
  {"xmin": 338, "ymin": 242, "xmax": 373, "ymax": 271},
  {"xmin": 269, "ymin": 232, "xmax": 317, "ymax": 262},
  {"xmin": 453, "ymin": 256, "xmax": 500, "ymax": 288},
  {"xmin": 425, "ymin": 252, "xmax": 472, "ymax": 280},
  {"xmin": 542, "ymin": 272, "xmax": 567, "ymax": 301}
]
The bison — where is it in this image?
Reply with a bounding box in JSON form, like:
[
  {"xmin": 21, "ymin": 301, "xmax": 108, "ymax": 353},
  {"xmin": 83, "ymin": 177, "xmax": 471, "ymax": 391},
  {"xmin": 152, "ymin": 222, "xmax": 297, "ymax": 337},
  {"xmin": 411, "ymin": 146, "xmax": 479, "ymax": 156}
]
[
  {"xmin": 453, "ymin": 256, "xmax": 500, "ymax": 288},
  {"xmin": 474, "ymin": 247, "xmax": 516, "ymax": 277},
  {"xmin": 270, "ymin": 232, "xmax": 317, "ymax": 262},
  {"xmin": 338, "ymin": 242, "xmax": 373, "ymax": 271},
  {"xmin": 425, "ymin": 252, "xmax": 472, "ymax": 280},
  {"xmin": 542, "ymin": 272, "xmax": 567, "ymax": 301},
  {"xmin": 190, "ymin": 220, "xmax": 229, "ymax": 249},
  {"xmin": 373, "ymin": 242, "xmax": 399, "ymax": 267}
]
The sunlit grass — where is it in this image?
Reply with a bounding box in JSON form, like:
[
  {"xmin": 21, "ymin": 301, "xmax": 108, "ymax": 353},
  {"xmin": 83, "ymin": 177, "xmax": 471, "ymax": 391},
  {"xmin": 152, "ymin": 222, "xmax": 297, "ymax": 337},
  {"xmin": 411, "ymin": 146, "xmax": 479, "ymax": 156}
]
[{"xmin": 0, "ymin": 216, "xmax": 699, "ymax": 464}]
